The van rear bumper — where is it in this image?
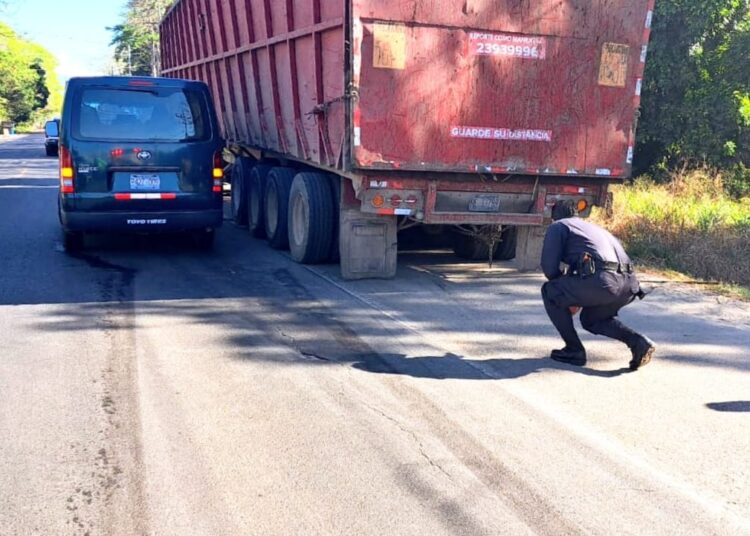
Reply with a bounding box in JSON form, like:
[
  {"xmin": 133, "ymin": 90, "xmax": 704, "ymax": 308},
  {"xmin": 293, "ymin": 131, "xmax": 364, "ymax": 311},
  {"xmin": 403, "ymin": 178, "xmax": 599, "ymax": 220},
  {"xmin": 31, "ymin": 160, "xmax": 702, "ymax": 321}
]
[{"xmin": 61, "ymin": 209, "xmax": 223, "ymax": 233}]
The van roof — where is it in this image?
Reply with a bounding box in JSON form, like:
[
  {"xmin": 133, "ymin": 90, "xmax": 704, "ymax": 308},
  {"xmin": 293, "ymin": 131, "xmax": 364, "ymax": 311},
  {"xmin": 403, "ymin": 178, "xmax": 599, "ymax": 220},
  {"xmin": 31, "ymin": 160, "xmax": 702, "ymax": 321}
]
[{"xmin": 66, "ymin": 76, "xmax": 206, "ymax": 90}]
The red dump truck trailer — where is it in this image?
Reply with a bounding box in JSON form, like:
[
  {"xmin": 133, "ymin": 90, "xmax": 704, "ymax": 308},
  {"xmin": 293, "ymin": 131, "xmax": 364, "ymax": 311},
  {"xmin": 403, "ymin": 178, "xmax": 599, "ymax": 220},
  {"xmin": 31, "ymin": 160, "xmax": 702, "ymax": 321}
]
[{"xmin": 160, "ymin": 0, "xmax": 655, "ymax": 279}]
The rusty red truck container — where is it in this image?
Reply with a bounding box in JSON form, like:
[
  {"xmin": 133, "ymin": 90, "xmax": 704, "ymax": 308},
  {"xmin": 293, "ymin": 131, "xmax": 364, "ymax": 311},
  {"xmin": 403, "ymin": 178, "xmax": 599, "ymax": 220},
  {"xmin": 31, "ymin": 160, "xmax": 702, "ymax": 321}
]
[{"xmin": 160, "ymin": 0, "xmax": 655, "ymax": 279}]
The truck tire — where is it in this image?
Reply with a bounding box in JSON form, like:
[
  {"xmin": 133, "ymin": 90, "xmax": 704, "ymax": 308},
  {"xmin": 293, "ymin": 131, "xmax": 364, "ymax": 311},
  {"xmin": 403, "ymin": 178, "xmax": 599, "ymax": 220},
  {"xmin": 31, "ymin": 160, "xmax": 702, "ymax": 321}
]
[
  {"xmin": 264, "ymin": 167, "xmax": 296, "ymax": 250},
  {"xmin": 230, "ymin": 157, "xmax": 252, "ymax": 226},
  {"xmin": 247, "ymin": 164, "xmax": 272, "ymax": 238},
  {"xmin": 288, "ymin": 172, "xmax": 334, "ymax": 264},
  {"xmin": 495, "ymin": 226, "xmax": 517, "ymax": 260},
  {"xmin": 327, "ymin": 174, "xmax": 341, "ymax": 262},
  {"xmin": 453, "ymin": 234, "xmax": 495, "ymax": 261}
]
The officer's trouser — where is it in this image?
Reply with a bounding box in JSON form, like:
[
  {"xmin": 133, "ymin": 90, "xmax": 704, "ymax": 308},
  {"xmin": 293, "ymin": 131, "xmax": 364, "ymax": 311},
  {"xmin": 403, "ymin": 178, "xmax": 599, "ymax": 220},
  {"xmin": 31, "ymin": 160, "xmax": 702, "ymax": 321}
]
[{"xmin": 541, "ymin": 270, "xmax": 642, "ymax": 351}]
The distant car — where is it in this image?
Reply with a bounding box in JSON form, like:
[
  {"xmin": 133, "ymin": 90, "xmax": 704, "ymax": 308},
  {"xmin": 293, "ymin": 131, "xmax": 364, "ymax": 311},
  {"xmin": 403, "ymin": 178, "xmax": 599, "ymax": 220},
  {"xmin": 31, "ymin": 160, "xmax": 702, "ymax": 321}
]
[
  {"xmin": 57, "ymin": 76, "xmax": 225, "ymax": 250},
  {"xmin": 44, "ymin": 119, "xmax": 59, "ymax": 156}
]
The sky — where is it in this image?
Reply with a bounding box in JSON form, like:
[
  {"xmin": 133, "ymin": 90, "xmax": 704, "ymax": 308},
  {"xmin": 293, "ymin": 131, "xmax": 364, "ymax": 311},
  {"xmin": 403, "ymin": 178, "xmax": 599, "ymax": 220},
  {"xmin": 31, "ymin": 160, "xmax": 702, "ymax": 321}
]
[{"xmin": 2, "ymin": 0, "xmax": 128, "ymax": 81}]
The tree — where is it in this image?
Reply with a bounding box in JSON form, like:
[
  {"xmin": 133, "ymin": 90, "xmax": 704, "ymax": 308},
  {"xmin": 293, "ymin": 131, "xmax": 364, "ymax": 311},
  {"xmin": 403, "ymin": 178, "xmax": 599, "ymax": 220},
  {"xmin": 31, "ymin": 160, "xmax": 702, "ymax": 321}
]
[
  {"xmin": 637, "ymin": 0, "xmax": 750, "ymax": 190},
  {"xmin": 0, "ymin": 22, "xmax": 60, "ymax": 124},
  {"xmin": 110, "ymin": 0, "xmax": 173, "ymax": 76}
]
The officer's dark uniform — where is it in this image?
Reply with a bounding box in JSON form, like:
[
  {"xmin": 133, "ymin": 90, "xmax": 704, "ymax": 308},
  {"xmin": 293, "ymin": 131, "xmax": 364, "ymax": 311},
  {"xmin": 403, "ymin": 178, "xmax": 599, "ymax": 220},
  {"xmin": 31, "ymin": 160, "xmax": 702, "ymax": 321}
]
[{"xmin": 541, "ymin": 201, "xmax": 655, "ymax": 369}]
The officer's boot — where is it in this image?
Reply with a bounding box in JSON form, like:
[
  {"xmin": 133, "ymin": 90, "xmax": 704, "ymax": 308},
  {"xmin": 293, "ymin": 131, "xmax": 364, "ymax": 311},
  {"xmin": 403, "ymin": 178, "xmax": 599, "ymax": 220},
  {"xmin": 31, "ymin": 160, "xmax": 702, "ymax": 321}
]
[
  {"xmin": 585, "ymin": 318, "xmax": 655, "ymax": 370},
  {"xmin": 543, "ymin": 300, "xmax": 586, "ymax": 366},
  {"xmin": 628, "ymin": 334, "xmax": 656, "ymax": 370}
]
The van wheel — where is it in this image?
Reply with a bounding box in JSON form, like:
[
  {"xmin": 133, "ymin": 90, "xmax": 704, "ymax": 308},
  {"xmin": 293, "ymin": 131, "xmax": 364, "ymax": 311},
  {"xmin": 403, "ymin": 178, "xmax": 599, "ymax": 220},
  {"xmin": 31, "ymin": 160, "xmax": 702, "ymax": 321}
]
[
  {"xmin": 495, "ymin": 226, "xmax": 517, "ymax": 260},
  {"xmin": 193, "ymin": 229, "xmax": 215, "ymax": 250},
  {"xmin": 63, "ymin": 230, "xmax": 84, "ymax": 252},
  {"xmin": 288, "ymin": 172, "xmax": 334, "ymax": 264},
  {"xmin": 247, "ymin": 164, "xmax": 272, "ymax": 238},
  {"xmin": 231, "ymin": 157, "xmax": 252, "ymax": 226},
  {"xmin": 264, "ymin": 167, "xmax": 295, "ymax": 250}
]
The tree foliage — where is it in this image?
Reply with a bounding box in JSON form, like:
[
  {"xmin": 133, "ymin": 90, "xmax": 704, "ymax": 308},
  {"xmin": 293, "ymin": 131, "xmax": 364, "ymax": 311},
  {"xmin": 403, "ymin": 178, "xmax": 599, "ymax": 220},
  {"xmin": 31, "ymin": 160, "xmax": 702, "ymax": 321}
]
[
  {"xmin": 0, "ymin": 22, "xmax": 60, "ymax": 124},
  {"xmin": 110, "ymin": 0, "xmax": 173, "ymax": 76},
  {"xmin": 638, "ymin": 0, "xmax": 750, "ymax": 193}
]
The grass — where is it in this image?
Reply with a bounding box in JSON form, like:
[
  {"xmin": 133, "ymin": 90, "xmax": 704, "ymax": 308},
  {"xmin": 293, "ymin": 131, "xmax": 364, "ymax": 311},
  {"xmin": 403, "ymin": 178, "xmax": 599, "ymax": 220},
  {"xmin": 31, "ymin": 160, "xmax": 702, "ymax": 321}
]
[{"xmin": 593, "ymin": 169, "xmax": 750, "ymax": 293}]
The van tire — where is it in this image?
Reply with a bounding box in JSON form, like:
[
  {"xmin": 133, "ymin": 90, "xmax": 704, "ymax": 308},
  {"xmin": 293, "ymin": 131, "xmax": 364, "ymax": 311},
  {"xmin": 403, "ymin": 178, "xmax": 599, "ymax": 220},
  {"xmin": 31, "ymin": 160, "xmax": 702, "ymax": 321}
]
[
  {"xmin": 288, "ymin": 172, "xmax": 334, "ymax": 264},
  {"xmin": 63, "ymin": 230, "xmax": 84, "ymax": 252},
  {"xmin": 264, "ymin": 167, "xmax": 296, "ymax": 250},
  {"xmin": 231, "ymin": 157, "xmax": 252, "ymax": 226},
  {"xmin": 247, "ymin": 164, "xmax": 272, "ymax": 238},
  {"xmin": 193, "ymin": 229, "xmax": 215, "ymax": 250}
]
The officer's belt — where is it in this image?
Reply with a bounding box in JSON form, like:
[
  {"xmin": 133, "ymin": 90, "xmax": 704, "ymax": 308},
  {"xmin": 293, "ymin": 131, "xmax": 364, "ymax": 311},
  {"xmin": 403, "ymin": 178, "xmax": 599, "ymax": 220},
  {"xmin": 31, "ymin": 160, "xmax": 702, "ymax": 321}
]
[
  {"xmin": 570, "ymin": 260, "xmax": 634, "ymax": 275},
  {"xmin": 600, "ymin": 261, "xmax": 634, "ymax": 274}
]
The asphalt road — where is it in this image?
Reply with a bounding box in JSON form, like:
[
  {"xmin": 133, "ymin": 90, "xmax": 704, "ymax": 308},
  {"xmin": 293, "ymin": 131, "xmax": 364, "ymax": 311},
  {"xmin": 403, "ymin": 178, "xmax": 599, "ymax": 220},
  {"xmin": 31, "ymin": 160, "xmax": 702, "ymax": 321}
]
[{"xmin": 1, "ymin": 134, "xmax": 749, "ymax": 536}]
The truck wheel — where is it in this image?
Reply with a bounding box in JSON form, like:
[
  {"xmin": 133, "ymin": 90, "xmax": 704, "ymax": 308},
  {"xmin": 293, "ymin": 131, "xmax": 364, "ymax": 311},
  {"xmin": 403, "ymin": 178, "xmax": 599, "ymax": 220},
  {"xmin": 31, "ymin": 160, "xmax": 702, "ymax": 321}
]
[
  {"xmin": 231, "ymin": 157, "xmax": 252, "ymax": 226},
  {"xmin": 247, "ymin": 164, "xmax": 272, "ymax": 238},
  {"xmin": 264, "ymin": 167, "xmax": 295, "ymax": 250},
  {"xmin": 495, "ymin": 226, "xmax": 517, "ymax": 260},
  {"xmin": 453, "ymin": 234, "xmax": 495, "ymax": 261},
  {"xmin": 327, "ymin": 174, "xmax": 341, "ymax": 262},
  {"xmin": 288, "ymin": 172, "xmax": 334, "ymax": 264}
]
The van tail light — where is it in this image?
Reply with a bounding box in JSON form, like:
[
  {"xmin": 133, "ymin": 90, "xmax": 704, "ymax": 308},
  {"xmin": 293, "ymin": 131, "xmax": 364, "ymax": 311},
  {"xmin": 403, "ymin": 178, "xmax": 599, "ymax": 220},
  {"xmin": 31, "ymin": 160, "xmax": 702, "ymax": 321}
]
[
  {"xmin": 59, "ymin": 146, "xmax": 75, "ymax": 193},
  {"xmin": 212, "ymin": 151, "xmax": 224, "ymax": 192}
]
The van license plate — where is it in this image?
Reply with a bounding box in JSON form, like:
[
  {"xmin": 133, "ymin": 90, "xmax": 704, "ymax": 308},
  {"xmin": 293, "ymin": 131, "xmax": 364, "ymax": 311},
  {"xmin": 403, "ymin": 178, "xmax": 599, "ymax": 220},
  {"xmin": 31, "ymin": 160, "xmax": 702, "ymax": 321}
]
[
  {"xmin": 130, "ymin": 174, "xmax": 160, "ymax": 190},
  {"xmin": 469, "ymin": 194, "xmax": 501, "ymax": 212}
]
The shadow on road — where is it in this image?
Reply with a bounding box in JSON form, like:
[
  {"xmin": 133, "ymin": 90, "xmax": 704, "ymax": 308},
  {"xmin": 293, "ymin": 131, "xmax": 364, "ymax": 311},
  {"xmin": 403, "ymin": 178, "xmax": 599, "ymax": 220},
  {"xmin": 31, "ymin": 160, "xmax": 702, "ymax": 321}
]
[
  {"xmin": 349, "ymin": 352, "xmax": 633, "ymax": 380},
  {"xmin": 705, "ymin": 401, "xmax": 750, "ymax": 412}
]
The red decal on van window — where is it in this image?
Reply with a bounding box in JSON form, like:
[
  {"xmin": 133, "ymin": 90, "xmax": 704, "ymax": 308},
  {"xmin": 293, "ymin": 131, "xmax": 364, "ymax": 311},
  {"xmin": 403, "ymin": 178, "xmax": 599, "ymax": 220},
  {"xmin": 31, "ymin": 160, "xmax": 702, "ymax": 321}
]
[
  {"xmin": 468, "ymin": 32, "xmax": 546, "ymax": 60},
  {"xmin": 451, "ymin": 126, "xmax": 552, "ymax": 142}
]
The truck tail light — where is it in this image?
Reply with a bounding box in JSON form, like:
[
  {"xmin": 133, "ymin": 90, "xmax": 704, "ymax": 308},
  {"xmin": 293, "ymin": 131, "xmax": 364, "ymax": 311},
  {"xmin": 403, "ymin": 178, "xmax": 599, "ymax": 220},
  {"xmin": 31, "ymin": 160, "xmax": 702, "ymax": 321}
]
[
  {"xmin": 389, "ymin": 194, "xmax": 402, "ymax": 208},
  {"xmin": 577, "ymin": 199, "xmax": 589, "ymax": 212},
  {"xmin": 59, "ymin": 146, "xmax": 74, "ymax": 193},
  {"xmin": 371, "ymin": 194, "xmax": 385, "ymax": 208},
  {"xmin": 213, "ymin": 151, "xmax": 224, "ymax": 192}
]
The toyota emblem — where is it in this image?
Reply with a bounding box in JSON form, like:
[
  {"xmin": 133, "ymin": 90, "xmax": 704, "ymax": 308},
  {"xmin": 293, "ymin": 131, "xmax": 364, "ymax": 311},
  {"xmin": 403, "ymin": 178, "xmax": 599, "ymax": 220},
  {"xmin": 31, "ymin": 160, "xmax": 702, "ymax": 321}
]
[{"xmin": 137, "ymin": 150, "xmax": 152, "ymax": 161}]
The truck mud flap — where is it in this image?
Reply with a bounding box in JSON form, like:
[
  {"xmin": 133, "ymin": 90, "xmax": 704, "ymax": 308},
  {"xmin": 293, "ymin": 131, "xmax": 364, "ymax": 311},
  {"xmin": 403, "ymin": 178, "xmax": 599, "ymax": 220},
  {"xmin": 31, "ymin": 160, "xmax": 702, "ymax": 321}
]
[
  {"xmin": 513, "ymin": 225, "xmax": 546, "ymax": 272},
  {"xmin": 339, "ymin": 209, "xmax": 397, "ymax": 280}
]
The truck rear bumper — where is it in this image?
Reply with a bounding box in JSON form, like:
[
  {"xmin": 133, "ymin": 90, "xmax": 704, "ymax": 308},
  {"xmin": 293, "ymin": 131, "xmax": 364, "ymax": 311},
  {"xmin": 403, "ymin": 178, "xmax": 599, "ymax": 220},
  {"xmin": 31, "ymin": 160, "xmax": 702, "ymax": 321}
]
[{"xmin": 60, "ymin": 209, "xmax": 223, "ymax": 233}]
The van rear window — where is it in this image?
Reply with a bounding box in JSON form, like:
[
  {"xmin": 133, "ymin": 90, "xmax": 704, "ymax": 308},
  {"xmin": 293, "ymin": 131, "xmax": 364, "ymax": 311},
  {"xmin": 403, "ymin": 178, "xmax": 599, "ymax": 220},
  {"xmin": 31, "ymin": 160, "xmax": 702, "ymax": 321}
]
[{"xmin": 75, "ymin": 88, "xmax": 210, "ymax": 141}]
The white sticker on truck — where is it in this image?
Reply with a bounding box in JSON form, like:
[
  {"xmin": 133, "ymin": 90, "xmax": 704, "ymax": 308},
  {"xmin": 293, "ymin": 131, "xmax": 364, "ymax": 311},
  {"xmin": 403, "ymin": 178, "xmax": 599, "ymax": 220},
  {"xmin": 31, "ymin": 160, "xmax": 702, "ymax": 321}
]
[
  {"xmin": 451, "ymin": 125, "xmax": 552, "ymax": 142},
  {"xmin": 469, "ymin": 32, "xmax": 546, "ymax": 60}
]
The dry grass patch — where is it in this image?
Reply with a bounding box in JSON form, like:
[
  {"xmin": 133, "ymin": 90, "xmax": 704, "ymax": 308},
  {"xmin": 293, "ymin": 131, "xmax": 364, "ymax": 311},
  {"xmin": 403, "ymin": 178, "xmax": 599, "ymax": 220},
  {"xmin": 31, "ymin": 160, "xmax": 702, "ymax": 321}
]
[{"xmin": 594, "ymin": 169, "xmax": 750, "ymax": 288}]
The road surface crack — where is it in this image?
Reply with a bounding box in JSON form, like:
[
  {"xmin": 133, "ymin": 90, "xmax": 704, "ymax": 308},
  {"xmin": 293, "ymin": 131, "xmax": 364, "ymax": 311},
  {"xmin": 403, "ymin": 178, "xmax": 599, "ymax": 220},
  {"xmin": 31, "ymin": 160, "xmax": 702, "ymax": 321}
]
[
  {"xmin": 362, "ymin": 401, "xmax": 453, "ymax": 481},
  {"xmin": 277, "ymin": 328, "xmax": 333, "ymax": 362}
]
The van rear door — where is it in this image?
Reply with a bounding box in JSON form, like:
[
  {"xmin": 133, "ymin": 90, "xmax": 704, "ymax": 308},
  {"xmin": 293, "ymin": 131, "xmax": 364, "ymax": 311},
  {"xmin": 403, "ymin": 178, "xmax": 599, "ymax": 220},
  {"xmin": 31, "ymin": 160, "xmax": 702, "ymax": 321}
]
[{"xmin": 68, "ymin": 82, "xmax": 221, "ymax": 213}]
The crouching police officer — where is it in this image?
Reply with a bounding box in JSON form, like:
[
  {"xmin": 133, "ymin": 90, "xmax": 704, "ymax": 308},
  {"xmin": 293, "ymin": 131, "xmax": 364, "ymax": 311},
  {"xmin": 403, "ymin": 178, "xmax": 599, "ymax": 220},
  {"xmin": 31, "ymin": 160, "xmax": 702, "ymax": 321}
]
[{"xmin": 540, "ymin": 200, "xmax": 655, "ymax": 369}]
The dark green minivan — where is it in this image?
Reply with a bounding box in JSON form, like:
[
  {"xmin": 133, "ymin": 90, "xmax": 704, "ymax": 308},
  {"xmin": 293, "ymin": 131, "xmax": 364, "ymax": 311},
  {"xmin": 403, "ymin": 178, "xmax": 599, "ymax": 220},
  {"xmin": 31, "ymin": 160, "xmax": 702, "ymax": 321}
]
[{"xmin": 58, "ymin": 76, "xmax": 224, "ymax": 250}]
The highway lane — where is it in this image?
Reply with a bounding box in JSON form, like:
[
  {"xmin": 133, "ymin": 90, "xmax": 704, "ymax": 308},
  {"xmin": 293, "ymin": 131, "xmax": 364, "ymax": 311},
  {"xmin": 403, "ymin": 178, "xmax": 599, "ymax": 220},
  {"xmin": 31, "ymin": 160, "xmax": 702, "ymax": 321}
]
[{"xmin": 1, "ymin": 134, "xmax": 749, "ymax": 535}]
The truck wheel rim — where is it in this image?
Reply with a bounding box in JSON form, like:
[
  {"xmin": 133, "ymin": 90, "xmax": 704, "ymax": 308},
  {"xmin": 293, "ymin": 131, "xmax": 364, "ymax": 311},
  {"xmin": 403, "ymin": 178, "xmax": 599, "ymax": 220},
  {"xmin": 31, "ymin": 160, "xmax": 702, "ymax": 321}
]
[{"xmin": 291, "ymin": 193, "xmax": 307, "ymax": 246}]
